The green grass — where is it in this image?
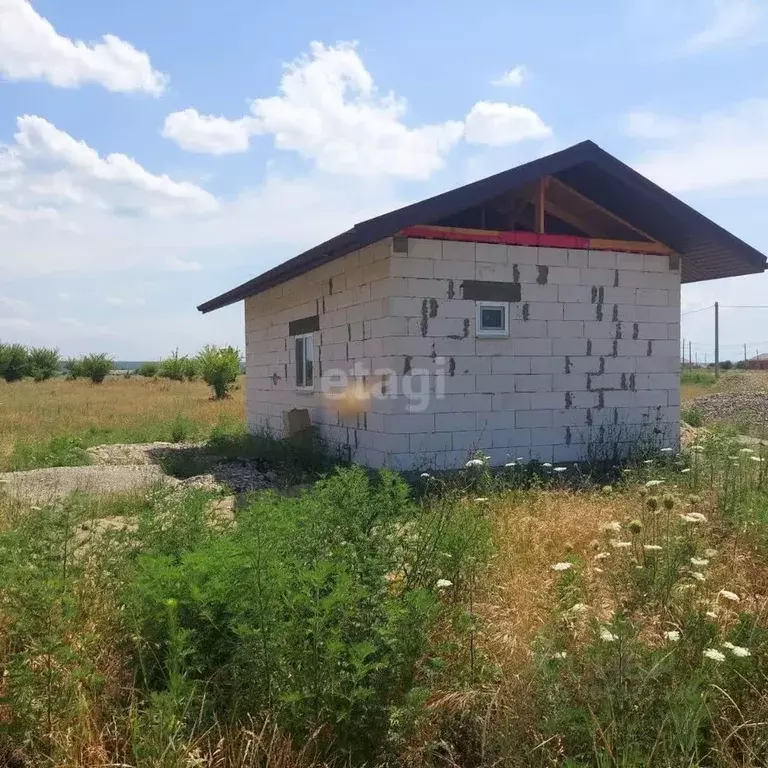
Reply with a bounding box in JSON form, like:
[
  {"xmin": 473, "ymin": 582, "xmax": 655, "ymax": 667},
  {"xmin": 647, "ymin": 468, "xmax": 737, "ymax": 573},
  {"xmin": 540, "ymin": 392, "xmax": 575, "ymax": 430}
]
[{"xmin": 681, "ymin": 368, "xmax": 716, "ymax": 386}]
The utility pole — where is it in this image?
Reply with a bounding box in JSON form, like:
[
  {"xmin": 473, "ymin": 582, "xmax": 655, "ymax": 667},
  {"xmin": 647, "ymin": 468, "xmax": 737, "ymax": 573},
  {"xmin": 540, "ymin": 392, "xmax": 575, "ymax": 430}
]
[
  {"xmin": 682, "ymin": 337, "xmax": 686, "ymax": 367},
  {"xmin": 714, "ymin": 301, "xmax": 720, "ymax": 379},
  {"xmin": 744, "ymin": 343, "xmax": 747, "ymax": 365},
  {"xmin": 689, "ymin": 341, "xmax": 692, "ymax": 367}
]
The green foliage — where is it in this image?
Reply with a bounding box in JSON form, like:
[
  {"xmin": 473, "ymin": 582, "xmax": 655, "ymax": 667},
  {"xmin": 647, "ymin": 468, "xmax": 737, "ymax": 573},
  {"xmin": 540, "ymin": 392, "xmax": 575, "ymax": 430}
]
[
  {"xmin": 721, "ymin": 359, "xmax": 734, "ymax": 370},
  {"xmin": 79, "ymin": 352, "xmax": 114, "ymax": 383},
  {"xmin": 137, "ymin": 361, "xmax": 159, "ymax": 377},
  {"xmin": 159, "ymin": 349, "xmax": 197, "ymax": 382},
  {"xmin": 681, "ymin": 407, "xmax": 703, "ymax": 427},
  {"xmin": 7, "ymin": 436, "xmax": 91, "ymax": 471},
  {"xmin": 680, "ymin": 368, "xmax": 716, "ymax": 386},
  {"xmin": 0, "ymin": 342, "xmax": 30, "ymax": 382},
  {"xmin": 27, "ymin": 346, "xmax": 61, "ymax": 381},
  {"xmin": 63, "ymin": 356, "xmax": 84, "ymax": 379},
  {"xmin": 124, "ymin": 466, "xmax": 491, "ymax": 760},
  {"xmin": 196, "ymin": 344, "xmax": 241, "ymax": 399}
]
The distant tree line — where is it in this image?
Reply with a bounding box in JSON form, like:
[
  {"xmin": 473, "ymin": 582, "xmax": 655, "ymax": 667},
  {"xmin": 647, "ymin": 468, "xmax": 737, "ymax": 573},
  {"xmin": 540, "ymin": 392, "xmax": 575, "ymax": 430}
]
[{"xmin": 0, "ymin": 341, "xmax": 241, "ymax": 399}]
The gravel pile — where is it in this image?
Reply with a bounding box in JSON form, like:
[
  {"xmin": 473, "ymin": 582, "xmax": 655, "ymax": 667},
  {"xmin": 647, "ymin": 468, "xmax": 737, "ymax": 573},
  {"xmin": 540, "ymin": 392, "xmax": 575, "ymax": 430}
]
[{"xmin": 690, "ymin": 392, "xmax": 768, "ymax": 427}]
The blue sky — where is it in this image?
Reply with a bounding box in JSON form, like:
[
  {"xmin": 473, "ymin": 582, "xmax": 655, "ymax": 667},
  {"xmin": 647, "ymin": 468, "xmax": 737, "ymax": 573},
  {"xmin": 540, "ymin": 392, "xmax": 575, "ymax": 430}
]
[{"xmin": 1, "ymin": 0, "xmax": 767, "ymax": 360}]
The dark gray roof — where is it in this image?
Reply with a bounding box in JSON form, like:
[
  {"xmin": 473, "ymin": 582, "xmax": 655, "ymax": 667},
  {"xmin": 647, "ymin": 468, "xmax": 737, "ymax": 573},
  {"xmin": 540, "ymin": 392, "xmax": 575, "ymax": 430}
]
[{"xmin": 199, "ymin": 140, "xmax": 767, "ymax": 313}]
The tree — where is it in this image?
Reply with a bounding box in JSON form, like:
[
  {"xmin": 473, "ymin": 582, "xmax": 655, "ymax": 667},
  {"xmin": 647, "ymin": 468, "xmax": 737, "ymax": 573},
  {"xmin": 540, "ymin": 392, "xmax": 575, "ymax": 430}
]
[
  {"xmin": 0, "ymin": 343, "xmax": 30, "ymax": 382},
  {"xmin": 79, "ymin": 353, "xmax": 114, "ymax": 384},
  {"xmin": 137, "ymin": 361, "xmax": 160, "ymax": 377},
  {"xmin": 28, "ymin": 347, "xmax": 61, "ymax": 381},
  {"xmin": 196, "ymin": 345, "xmax": 241, "ymax": 399}
]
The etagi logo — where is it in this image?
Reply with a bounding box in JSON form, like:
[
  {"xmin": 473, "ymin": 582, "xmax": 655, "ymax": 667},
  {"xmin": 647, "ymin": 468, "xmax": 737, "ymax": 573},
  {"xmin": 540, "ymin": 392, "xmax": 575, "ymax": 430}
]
[{"xmin": 320, "ymin": 358, "xmax": 448, "ymax": 413}]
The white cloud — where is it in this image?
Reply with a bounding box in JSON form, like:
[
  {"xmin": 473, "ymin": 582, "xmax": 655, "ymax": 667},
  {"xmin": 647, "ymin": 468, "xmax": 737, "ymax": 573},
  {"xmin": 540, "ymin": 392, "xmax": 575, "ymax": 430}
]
[
  {"xmin": 166, "ymin": 257, "xmax": 203, "ymax": 272},
  {"xmin": 625, "ymin": 110, "xmax": 687, "ymax": 140},
  {"xmin": 0, "ymin": 296, "xmax": 27, "ymax": 312},
  {"xmin": 463, "ymin": 101, "xmax": 552, "ymax": 147},
  {"xmin": 104, "ymin": 296, "xmax": 145, "ymax": 307},
  {"xmin": 0, "ymin": 115, "xmax": 217, "ymax": 223},
  {"xmin": 491, "ymin": 65, "xmax": 527, "ymax": 87},
  {"xmin": 679, "ymin": 0, "xmax": 762, "ymax": 55},
  {"xmin": 0, "ymin": 0, "xmax": 167, "ymax": 94},
  {"xmin": 629, "ymin": 99, "xmax": 768, "ymax": 193},
  {"xmin": 163, "ymin": 42, "xmax": 551, "ymax": 177},
  {"xmin": 162, "ymin": 109, "xmax": 255, "ymax": 155}
]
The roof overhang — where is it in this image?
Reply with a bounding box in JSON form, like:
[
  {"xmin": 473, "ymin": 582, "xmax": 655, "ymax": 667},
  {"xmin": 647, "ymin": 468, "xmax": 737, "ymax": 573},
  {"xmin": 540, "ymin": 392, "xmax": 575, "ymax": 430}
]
[{"xmin": 198, "ymin": 140, "xmax": 767, "ymax": 313}]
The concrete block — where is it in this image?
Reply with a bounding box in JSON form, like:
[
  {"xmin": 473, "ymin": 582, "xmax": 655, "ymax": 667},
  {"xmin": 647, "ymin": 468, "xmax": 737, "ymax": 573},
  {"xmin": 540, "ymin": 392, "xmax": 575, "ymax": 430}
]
[
  {"xmin": 530, "ymin": 391, "xmax": 571, "ymax": 410},
  {"xmin": 615, "ymin": 252, "xmax": 644, "ymax": 271},
  {"xmin": 582, "ymin": 321, "xmax": 617, "ymax": 339},
  {"xmin": 432, "ymin": 393, "xmax": 493, "ymax": 412},
  {"xmin": 486, "ymin": 393, "xmax": 532, "ymax": 413},
  {"xmin": 410, "ymin": 432, "xmax": 453, "ymax": 453},
  {"xmin": 558, "ymin": 284, "xmax": 594, "ymax": 303},
  {"xmin": 491, "ymin": 356, "xmax": 532, "ymax": 374},
  {"xmin": 636, "ymin": 322, "xmax": 669, "ymax": 340},
  {"xmin": 530, "ymin": 426, "xmax": 563, "ymax": 447},
  {"xmin": 554, "ymin": 444, "xmax": 585, "ymax": 462},
  {"xmin": 476, "ymin": 263, "xmax": 520, "ymax": 282},
  {"xmin": 475, "ymin": 242, "xmax": 508, "ymax": 263},
  {"xmin": 528, "ymin": 302, "xmax": 565, "ymax": 321},
  {"xmin": 581, "ymin": 267, "xmax": 617, "ymax": 287},
  {"xmin": 434, "ymin": 337, "xmax": 476, "ymax": 357},
  {"xmin": 363, "ymin": 337, "xmax": 385, "ymax": 357},
  {"xmin": 552, "ymin": 408, "xmax": 590, "ymax": 427},
  {"xmin": 476, "ymin": 409, "xmax": 519, "ymax": 429},
  {"xmin": 390, "ymin": 256, "xmax": 435, "ymax": 279},
  {"xmin": 452, "ymin": 429, "xmax": 486, "ymax": 451},
  {"xmin": 647, "ymin": 372, "xmax": 679, "ymax": 390},
  {"xmin": 552, "ymin": 338, "xmax": 589, "ymax": 356},
  {"xmin": 436, "ymin": 412, "xmax": 476, "ymax": 431},
  {"xmin": 548, "ymin": 320, "xmax": 584, "ymax": 338},
  {"xmin": 408, "ymin": 238, "xmax": 442, "ymax": 261},
  {"xmin": 567, "ymin": 249, "xmax": 590, "ymax": 268},
  {"xmin": 453, "ymin": 356, "xmax": 493, "ymax": 374},
  {"xmin": 530, "ymin": 356, "xmax": 568, "ymax": 375},
  {"xmin": 442, "ymin": 241, "xmax": 475, "ymax": 262},
  {"xmin": 537, "ymin": 247, "xmax": 569, "ymax": 267},
  {"xmin": 636, "ymin": 288, "xmax": 668, "ymax": 306},
  {"xmin": 652, "ymin": 340, "xmax": 679, "ymax": 357},
  {"xmin": 515, "ymin": 374, "xmax": 552, "ymax": 392},
  {"xmin": 443, "ymin": 375, "xmax": 478, "ymax": 394},
  {"xmin": 548, "ymin": 266, "xmax": 582, "ymax": 285},
  {"xmin": 516, "ymin": 409, "xmax": 553, "ymax": 428},
  {"xmin": 389, "ymin": 296, "xmax": 425, "ymax": 316},
  {"xmin": 476, "ymin": 338, "xmax": 516, "ymax": 356},
  {"xmin": 383, "ymin": 414, "xmax": 435, "ymax": 434},
  {"xmin": 603, "ymin": 287, "xmax": 637, "ymax": 305},
  {"xmin": 564, "ymin": 303, "xmax": 601, "ymax": 321},
  {"xmin": 477, "ymin": 374, "xmax": 517, "ymax": 393},
  {"xmin": 634, "ymin": 389, "xmax": 668, "ymax": 407},
  {"xmin": 522, "ymin": 284, "xmax": 559, "ymax": 303},
  {"xmin": 438, "ymin": 299, "xmax": 476, "ymax": 318},
  {"xmin": 406, "ymin": 278, "xmax": 451, "ymax": 298},
  {"xmin": 435, "ymin": 260, "xmax": 474, "ymax": 280},
  {"xmin": 382, "ymin": 336, "xmax": 432, "ymax": 356},
  {"xmin": 643, "ymin": 253, "xmax": 669, "ymax": 272},
  {"xmin": 603, "ymin": 391, "xmax": 635, "ymax": 408},
  {"xmin": 552, "ymin": 373, "xmax": 588, "ymax": 392},
  {"xmin": 588, "ymin": 250, "xmax": 617, "ymax": 269},
  {"xmin": 507, "ymin": 245, "xmax": 539, "ymax": 265},
  {"xmin": 492, "ymin": 428, "xmax": 532, "ymax": 448}
]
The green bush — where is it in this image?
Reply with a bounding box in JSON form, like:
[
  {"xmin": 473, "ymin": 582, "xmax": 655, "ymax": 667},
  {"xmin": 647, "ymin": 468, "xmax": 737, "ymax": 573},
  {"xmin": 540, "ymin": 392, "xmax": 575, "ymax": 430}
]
[
  {"xmin": 137, "ymin": 361, "xmax": 159, "ymax": 378},
  {"xmin": 682, "ymin": 407, "xmax": 703, "ymax": 427},
  {"xmin": 124, "ymin": 467, "xmax": 492, "ymax": 760},
  {"xmin": 27, "ymin": 346, "xmax": 60, "ymax": 381},
  {"xmin": 79, "ymin": 353, "xmax": 114, "ymax": 384},
  {"xmin": 680, "ymin": 368, "xmax": 716, "ymax": 386},
  {"xmin": 63, "ymin": 357, "xmax": 84, "ymax": 379},
  {"xmin": 159, "ymin": 349, "xmax": 196, "ymax": 382},
  {"xmin": 0, "ymin": 342, "xmax": 30, "ymax": 382},
  {"xmin": 196, "ymin": 344, "xmax": 241, "ymax": 399}
]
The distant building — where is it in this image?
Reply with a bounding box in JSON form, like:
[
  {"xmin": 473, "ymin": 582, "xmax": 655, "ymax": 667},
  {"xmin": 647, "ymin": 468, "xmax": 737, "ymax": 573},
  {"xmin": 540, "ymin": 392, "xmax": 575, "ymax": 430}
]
[{"xmin": 746, "ymin": 353, "xmax": 768, "ymax": 370}]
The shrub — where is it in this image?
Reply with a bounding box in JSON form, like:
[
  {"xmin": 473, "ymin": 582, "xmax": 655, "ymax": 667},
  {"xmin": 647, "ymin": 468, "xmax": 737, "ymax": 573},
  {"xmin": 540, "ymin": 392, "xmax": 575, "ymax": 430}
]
[
  {"xmin": 196, "ymin": 344, "xmax": 241, "ymax": 399},
  {"xmin": 27, "ymin": 346, "xmax": 60, "ymax": 381},
  {"xmin": 137, "ymin": 361, "xmax": 159, "ymax": 378},
  {"xmin": 63, "ymin": 357, "xmax": 84, "ymax": 379},
  {"xmin": 159, "ymin": 349, "xmax": 196, "ymax": 382},
  {"xmin": 79, "ymin": 353, "xmax": 114, "ymax": 384},
  {"xmin": 0, "ymin": 342, "xmax": 30, "ymax": 382},
  {"xmin": 682, "ymin": 407, "xmax": 703, "ymax": 427},
  {"xmin": 680, "ymin": 368, "xmax": 716, "ymax": 386}
]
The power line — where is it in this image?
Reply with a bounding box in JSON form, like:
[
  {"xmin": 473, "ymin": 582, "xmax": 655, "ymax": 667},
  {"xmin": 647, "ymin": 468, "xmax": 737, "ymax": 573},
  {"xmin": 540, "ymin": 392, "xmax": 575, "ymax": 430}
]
[{"xmin": 681, "ymin": 304, "xmax": 714, "ymax": 316}]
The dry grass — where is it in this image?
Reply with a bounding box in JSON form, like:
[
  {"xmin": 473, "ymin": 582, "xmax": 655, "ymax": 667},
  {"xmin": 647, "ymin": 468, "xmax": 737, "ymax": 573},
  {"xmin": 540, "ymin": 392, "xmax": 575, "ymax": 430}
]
[
  {"xmin": 681, "ymin": 369, "xmax": 768, "ymax": 404},
  {"xmin": 0, "ymin": 376, "xmax": 245, "ymax": 470}
]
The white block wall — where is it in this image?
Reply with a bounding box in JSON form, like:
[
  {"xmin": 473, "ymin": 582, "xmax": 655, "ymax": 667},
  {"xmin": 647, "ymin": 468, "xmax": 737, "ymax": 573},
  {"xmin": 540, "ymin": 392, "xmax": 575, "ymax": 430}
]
[{"xmin": 245, "ymin": 236, "xmax": 681, "ymax": 470}]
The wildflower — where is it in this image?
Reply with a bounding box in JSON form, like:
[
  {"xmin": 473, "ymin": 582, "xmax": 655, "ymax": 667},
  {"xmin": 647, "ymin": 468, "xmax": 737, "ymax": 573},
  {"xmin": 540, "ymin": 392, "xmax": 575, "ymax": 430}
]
[
  {"xmin": 516, "ymin": 457, "xmax": 524, "ymax": 462},
  {"xmin": 681, "ymin": 467, "xmax": 692, "ymax": 474},
  {"xmin": 718, "ymin": 590, "xmax": 740, "ymax": 603},
  {"xmin": 645, "ymin": 479, "xmax": 664, "ymax": 487},
  {"xmin": 542, "ymin": 462, "xmax": 553, "ymax": 468},
  {"xmin": 706, "ymin": 611, "xmax": 718, "ymax": 619},
  {"xmin": 703, "ymin": 648, "xmax": 726, "ymax": 662},
  {"xmin": 750, "ymin": 455, "xmax": 765, "ymax": 463},
  {"xmin": 691, "ymin": 571, "xmax": 706, "ymax": 582},
  {"xmin": 602, "ymin": 485, "xmax": 613, "ymax": 493},
  {"xmin": 568, "ymin": 603, "xmax": 588, "ymax": 614},
  {"xmin": 420, "ymin": 472, "xmax": 431, "ymax": 479},
  {"xmin": 435, "ymin": 579, "xmax": 453, "ymax": 589},
  {"xmin": 599, "ymin": 627, "xmax": 618, "ymax": 642},
  {"xmin": 551, "ymin": 562, "xmax": 573, "ymax": 571},
  {"xmin": 643, "ymin": 459, "xmax": 654, "ymax": 464},
  {"xmin": 662, "ymin": 494, "xmax": 675, "ymax": 510},
  {"xmin": 691, "ymin": 557, "xmax": 709, "ymax": 567},
  {"xmin": 646, "ymin": 497, "xmax": 659, "ymax": 512},
  {"xmin": 723, "ymin": 642, "xmax": 751, "ymax": 658},
  {"xmin": 504, "ymin": 462, "xmax": 517, "ymax": 468},
  {"xmin": 610, "ymin": 540, "xmax": 632, "ymax": 549},
  {"xmin": 594, "ymin": 567, "xmax": 604, "ymax": 573},
  {"xmin": 552, "ymin": 651, "xmax": 567, "ymax": 659},
  {"xmin": 553, "ymin": 466, "xmax": 567, "ymax": 473},
  {"xmin": 628, "ymin": 519, "xmax": 643, "ymax": 535},
  {"xmin": 484, "ymin": 455, "xmax": 491, "ymax": 461},
  {"xmin": 644, "ymin": 544, "xmax": 663, "ymax": 551},
  {"xmin": 728, "ymin": 455, "xmax": 739, "ymax": 461},
  {"xmin": 466, "ymin": 459, "xmax": 484, "ymax": 468},
  {"xmin": 704, "ymin": 548, "xmax": 718, "ymax": 558},
  {"xmin": 690, "ymin": 445, "xmax": 705, "ymax": 452},
  {"xmin": 602, "ymin": 521, "xmax": 621, "ymax": 533},
  {"xmin": 680, "ymin": 512, "xmax": 707, "ymax": 524},
  {"xmin": 664, "ymin": 630, "xmax": 681, "ymax": 642},
  {"xmin": 595, "ymin": 551, "xmax": 611, "ymax": 560},
  {"xmin": 660, "ymin": 447, "xmax": 674, "ymax": 454},
  {"xmin": 739, "ymin": 448, "xmax": 754, "ymax": 454},
  {"xmin": 688, "ymin": 494, "xmax": 701, "ymax": 505},
  {"xmin": 30, "ymin": 505, "xmax": 42, "ymax": 511},
  {"xmin": 622, "ymin": 469, "xmax": 633, "ymax": 474},
  {"xmin": 474, "ymin": 497, "xmax": 489, "ymax": 503}
]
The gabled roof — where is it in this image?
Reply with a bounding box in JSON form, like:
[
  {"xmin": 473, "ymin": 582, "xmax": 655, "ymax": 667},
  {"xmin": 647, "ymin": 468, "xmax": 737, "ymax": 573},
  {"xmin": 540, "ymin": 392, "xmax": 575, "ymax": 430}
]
[{"xmin": 199, "ymin": 140, "xmax": 767, "ymax": 313}]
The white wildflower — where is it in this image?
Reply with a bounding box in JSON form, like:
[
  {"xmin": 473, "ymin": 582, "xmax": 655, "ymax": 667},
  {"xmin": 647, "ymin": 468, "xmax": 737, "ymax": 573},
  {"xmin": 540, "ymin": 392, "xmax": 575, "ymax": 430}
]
[
  {"xmin": 645, "ymin": 479, "xmax": 664, "ymax": 487},
  {"xmin": 504, "ymin": 462, "xmax": 517, "ymax": 468},
  {"xmin": 690, "ymin": 557, "xmax": 709, "ymax": 567},
  {"xmin": 681, "ymin": 468, "xmax": 692, "ymax": 474},
  {"xmin": 703, "ymin": 648, "xmax": 726, "ymax": 662},
  {"xmin": 474, "ymin": 497, "xmax": 489, "ymax": 503},
  {"xmin": 553, "ymin": 466, "xmax": 567, "ymax": 473},
  {"xmin": 704, "ymin": 548, "xmax": 718, "ymax": 558},
  {"xmin": 664, "ymin": 630, "xmax": 681, "ymax": 642},
  {"xmin": 552, "ymin": 651, "xmax": 567, "ymax": 660},
  {"xmin": 622, "ymin": 468, "xmax": 633, "ymax": 474},
  {"xmin": 718, "ymin": 590, "xmax": 740, "ymax": 603},
  {"xmin": 750, "ymin": 455, "xmax": 765, "ymax": 463},
  {"xmin": 660, "ymin": 447, "xmax": 674, "ymax": 453},
  {"xmin": 30, "ymin": 505, "xmax": 42, "ymax": 511},
  {"xmin": 643, "ymin": 459, "xmax": 654, "ymax": 464},
  {"xmin": 595, "ymin": 551, "xmax": 611, "ymax": 560},
  {"xmin": 599, "ymin": 627, "xmax": 618, "ymax": 642},
  {"xmin": 568, "ymin": 603, "xmax": 588, "ymax": 614},
  {"xmin": 516, "ymin": 457, "xmax": 524, "ymax": 462},
  {"xmin": 610, "ymin": 540, "xmax": 632, "ymax": 549},
  {"xmin": 691, "ymin": 571, "xmax": 706, "ymax": 582},
  {"xmin": 551, "ymin": 562, "xmax": 573, "ymax": 571},
  {"xmin": 420, "ymin": 472, "xmax": 431, "ymax": 479},
  {"xmin": 690, "ymin": 445, "xmax": 705, "ymax": 452},
  {"xmin": 484, "ymin": 455, "xmax": 491, "ymax": 460},
  {"xmin": 644, "ymin": 544, "xmax": 663, "ymax": 551},
  {"xmin": 466, "ymin": 458, "xmax": 484, "ymax": 468},
  {"xmin": 594, "ymin": 567, "xmax": 604, "ymax": 573},
  {"xmin": 602, "ymin": 521, "xmax": 622, "ymax": 533},
  {"xmin": 542, "ymin": 462, "xmax": 553, "ymax": 468},
  {"xmin": 435, "ymin": 579, "xmax": 453, "ymax": 589},
  {"xmin": 680, "ymin": 512, "xmax": 707, "ymax": 524},
  {"xmin": 739, "ymin": 448, "xmax": 754, "ymax": 454},
  {"xmin": 723, "ymin": 642, "xmax": 751, "ymax": 658},
  {"xmin": 706, "ymin": 611, "xmax": 718, "ymax": 619}
]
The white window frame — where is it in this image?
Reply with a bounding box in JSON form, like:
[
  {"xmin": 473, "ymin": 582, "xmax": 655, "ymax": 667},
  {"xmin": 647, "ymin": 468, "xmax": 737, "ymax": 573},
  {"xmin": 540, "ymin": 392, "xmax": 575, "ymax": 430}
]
[
  {"xmin": 294, "ymin": 332, "xmax": 315, "ymax": 390},
  {"xmin": 476, "ymin": 301, "xmax": 509, "ymax": 338}
]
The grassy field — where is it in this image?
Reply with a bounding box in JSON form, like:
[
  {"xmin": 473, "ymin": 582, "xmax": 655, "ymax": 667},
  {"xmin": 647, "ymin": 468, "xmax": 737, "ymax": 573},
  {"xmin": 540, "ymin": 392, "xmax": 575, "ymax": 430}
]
[
  {"xmin": 2, "ymin": 377, "xmax": 768, "ymax": 766},
  {"xmin": 0, "ymin": 376, "xmax": 245, "ymax": 471}
]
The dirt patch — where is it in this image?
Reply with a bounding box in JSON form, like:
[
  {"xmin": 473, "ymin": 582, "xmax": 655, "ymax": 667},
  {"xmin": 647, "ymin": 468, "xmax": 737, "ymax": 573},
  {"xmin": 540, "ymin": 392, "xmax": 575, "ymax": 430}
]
[{"xmin": 690, "ymin": 392, "xmax": 768, "ymax": 431}]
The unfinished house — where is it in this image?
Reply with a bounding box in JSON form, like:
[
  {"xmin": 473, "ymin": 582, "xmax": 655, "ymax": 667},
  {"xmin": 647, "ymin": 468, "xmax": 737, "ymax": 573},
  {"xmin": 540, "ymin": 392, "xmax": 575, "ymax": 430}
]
[{"xmin": 199, "ymin": 141, "xmax": 766, "ymax": 469}]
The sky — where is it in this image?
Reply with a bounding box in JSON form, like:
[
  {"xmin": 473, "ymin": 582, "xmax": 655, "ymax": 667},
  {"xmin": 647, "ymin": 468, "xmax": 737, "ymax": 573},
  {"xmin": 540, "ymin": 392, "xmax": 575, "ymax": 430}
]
[{"xmin": 1, "ymin": 0, "xmax": 768, "ymax": 360}]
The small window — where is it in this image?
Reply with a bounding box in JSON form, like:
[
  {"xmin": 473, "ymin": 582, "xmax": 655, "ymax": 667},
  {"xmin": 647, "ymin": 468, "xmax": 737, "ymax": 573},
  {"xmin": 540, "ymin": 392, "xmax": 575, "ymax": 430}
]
[
  {"xmin": 295, "ymin": 333, "xmax": 314, "ymax": 388},
  {"xmin": 476, "ymin": 301, "xmax": 508, "ymax": 337}
]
